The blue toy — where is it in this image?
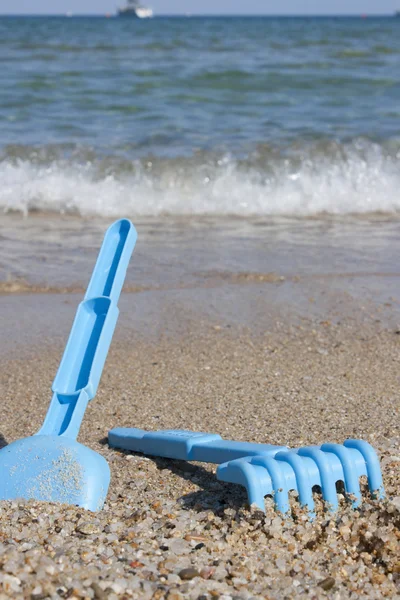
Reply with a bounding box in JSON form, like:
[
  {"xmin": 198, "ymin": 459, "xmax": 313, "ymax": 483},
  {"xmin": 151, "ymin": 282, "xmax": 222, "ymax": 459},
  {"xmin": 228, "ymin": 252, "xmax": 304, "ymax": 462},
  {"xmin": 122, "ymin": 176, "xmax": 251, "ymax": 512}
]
[
  {"xmin": 0, "ymin": 219, "xmax": 137, "ymax": 511},
  {"xmin": 108, "ymin": 428, "xmax": 384, "ymax": 517}
]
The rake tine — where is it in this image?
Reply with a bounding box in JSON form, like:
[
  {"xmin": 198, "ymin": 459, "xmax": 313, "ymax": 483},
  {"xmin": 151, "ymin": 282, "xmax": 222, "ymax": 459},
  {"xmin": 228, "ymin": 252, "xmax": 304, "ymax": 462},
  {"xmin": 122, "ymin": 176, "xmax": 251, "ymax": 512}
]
[
  {"xmin": 219, "ymin": 459, "xmax": 267, "ymax": 510},
  {"xmin": 321, "ymin": 443, "xmax": 361, "ymax": 507},
  {"xmin": 252, "ymin": 455, "xmax": 290, "ymax": 514},
  {"xmin": 344, "ymin": 439, "xmax": 385, "ymax": 499},
  {"xmin": 276, "ymin": 451, "xmax": 315, "ymax": 515},
  {"xmin": 297, "ymin": 447, "xmax": 339, "ymax": 511}
]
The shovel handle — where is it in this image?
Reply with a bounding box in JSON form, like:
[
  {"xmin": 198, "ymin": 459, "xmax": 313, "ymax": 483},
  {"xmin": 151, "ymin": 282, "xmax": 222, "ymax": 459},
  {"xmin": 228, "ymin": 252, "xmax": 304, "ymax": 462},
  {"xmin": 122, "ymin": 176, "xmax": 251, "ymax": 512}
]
[
  {"xmin": 38, "ymin": 220, "xmax": 137, "ymax": 439},
  {"xmin": 85, "ymin": 219, "xmax": 136, "ymax": 304}
]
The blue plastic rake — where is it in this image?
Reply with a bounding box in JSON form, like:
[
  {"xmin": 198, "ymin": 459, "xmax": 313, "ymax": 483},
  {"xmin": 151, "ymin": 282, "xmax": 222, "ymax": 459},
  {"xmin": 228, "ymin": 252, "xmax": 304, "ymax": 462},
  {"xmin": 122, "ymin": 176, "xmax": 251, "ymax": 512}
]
[
  {"xmin": 0, "ymin": 219, "xmax": 137, "ymax": 511},
  {"xmin": 108, "ymin": 428, "xmax": 384, "ymax": 517}
]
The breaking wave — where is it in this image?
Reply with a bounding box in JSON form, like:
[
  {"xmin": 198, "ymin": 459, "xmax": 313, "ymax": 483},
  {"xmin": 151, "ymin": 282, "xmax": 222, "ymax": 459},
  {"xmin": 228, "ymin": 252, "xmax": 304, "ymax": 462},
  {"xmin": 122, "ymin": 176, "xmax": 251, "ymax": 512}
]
[{"xmin": 1, "ymin": 139, "xmax": 400, "ymax": 217}]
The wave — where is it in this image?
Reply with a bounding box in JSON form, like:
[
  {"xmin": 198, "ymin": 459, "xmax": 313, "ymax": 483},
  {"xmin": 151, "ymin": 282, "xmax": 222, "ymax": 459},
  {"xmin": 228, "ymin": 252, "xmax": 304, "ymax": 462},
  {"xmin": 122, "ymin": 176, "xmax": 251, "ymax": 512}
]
[{"xmin": 1, "ymin": 139, "xmax": 400, "ymax": 217}]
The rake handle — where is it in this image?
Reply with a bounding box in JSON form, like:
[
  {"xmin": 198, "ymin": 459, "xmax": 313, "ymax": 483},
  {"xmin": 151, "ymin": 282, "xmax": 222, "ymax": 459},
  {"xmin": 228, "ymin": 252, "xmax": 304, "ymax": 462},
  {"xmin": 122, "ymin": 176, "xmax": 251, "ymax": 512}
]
[{"xmin": 108, "ymin": 428, "xmax": 287, "ymax": 464}]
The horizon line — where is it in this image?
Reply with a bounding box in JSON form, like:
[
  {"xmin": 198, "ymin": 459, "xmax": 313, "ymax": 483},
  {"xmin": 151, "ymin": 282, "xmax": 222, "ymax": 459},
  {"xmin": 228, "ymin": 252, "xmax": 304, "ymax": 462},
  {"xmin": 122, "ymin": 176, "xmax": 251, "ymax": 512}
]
[{"xmin": 0, "ymin": 12, "xmax": 397, "ymax": 17}]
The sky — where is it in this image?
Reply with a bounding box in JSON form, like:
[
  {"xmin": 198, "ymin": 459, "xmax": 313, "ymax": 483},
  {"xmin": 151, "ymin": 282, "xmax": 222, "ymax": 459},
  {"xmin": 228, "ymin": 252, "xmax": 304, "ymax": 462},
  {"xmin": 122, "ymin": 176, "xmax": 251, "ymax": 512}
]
[{"xmin": 1, "ymin": 0, "xmax": 399, "ymax": 15}]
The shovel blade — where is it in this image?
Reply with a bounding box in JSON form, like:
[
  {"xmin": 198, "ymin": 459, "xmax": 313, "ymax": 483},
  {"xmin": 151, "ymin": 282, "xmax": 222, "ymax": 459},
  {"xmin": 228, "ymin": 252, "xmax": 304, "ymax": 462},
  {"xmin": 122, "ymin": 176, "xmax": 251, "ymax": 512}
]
[{"xmin": 0, "ymin": 436, "xmax": 110, "ymax": 512}]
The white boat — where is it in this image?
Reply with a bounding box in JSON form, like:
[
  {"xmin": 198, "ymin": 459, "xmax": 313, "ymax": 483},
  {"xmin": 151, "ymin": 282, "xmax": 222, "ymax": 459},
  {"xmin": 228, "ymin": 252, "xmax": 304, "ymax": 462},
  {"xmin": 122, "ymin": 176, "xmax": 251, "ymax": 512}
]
[{"xmin": 117, "ymin": 0, "xmax": 153, "ymax": 18}]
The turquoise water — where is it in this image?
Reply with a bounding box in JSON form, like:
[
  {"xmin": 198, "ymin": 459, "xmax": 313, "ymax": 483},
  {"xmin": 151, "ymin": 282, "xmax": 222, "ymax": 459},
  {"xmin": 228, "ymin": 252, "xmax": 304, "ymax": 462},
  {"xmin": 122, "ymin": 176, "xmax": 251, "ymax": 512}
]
[{"xmin": 1, "ymin": 16, "xmax": 400, "ymax": 216}]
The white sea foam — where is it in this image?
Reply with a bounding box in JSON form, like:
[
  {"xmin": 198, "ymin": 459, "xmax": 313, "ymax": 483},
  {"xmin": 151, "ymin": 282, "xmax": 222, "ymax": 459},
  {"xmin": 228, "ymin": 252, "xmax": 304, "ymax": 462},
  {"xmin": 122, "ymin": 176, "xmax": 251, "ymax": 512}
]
[{"xmin": 1, "ymin": 142, "xmax": 399, "ymax": 217}]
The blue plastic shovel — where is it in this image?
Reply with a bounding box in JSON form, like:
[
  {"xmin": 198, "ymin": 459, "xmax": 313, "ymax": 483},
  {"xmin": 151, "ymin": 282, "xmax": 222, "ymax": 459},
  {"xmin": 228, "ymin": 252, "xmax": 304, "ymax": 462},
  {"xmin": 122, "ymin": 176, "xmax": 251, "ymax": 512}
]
[
  {"xmin": 0, "ymin": 219, "xmax": 137, "ymax": 511},
  {"xmin": 108, "ymin": 427, "xmax": 384, "ymax": 517}
]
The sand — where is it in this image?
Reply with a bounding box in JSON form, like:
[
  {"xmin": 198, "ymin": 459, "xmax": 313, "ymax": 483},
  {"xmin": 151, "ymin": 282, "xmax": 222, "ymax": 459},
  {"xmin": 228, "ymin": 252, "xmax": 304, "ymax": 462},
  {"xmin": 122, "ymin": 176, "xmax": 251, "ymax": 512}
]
[
  {"xmin": 0, "ymin": 289, "xmax": 399, "ymax": 599},
  {"xmin": 0, "ymin": 215, "xmax": 399, "ymax": 599}
]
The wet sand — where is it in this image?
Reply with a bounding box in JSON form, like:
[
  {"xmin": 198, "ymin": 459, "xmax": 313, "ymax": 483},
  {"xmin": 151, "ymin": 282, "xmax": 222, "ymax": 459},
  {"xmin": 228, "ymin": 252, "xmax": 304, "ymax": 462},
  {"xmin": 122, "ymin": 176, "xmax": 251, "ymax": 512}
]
[{"xmin": 0, "ymin": 216, "xmax": 399, "ymax": 598}]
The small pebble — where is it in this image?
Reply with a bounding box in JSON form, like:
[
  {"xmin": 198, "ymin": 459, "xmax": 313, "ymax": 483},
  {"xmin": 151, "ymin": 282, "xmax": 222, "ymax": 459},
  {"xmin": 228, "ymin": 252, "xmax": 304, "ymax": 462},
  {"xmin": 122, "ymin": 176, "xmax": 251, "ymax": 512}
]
[
  {"xmin": 318, "ymin": 576, "xmax": 336, "ymax": 591},
  {"xmin": 76, "ymin": 522, "xmax": 101, "ymax": 535},
  {"xmin": 179, "ymin": 568, "xmax": 200, "ymax": 580}
]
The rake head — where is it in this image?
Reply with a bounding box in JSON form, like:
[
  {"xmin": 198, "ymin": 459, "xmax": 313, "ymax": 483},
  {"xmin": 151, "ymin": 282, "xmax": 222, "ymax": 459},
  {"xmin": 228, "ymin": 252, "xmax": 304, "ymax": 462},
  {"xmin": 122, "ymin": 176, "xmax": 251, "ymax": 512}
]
[
  {"xmin": 217, "ymin": 440, "xmax": 384, "ymax": 517},
  {"xmin": 108, "ymin": 428, "xmax": 385, "ymax": 518}
]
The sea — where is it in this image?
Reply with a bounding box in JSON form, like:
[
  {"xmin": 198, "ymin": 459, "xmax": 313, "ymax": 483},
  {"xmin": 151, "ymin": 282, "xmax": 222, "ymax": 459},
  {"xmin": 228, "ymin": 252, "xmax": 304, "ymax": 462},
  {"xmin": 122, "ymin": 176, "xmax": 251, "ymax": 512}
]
[
  {"xmin": 1, "ymin": 15, "xmax": 400, "ymax": 217},
  {"xmin": 1, "ymin": 15, "xmax": 400, "ymax": 327}
]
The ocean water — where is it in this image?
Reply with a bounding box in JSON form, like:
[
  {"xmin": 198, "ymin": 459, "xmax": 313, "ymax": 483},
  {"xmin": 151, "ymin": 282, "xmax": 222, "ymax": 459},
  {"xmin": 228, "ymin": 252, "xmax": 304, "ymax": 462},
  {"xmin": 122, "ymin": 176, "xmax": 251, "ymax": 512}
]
[{"xmin": 1, "ymin": 15, "xmax": 400, "ymax": 217}]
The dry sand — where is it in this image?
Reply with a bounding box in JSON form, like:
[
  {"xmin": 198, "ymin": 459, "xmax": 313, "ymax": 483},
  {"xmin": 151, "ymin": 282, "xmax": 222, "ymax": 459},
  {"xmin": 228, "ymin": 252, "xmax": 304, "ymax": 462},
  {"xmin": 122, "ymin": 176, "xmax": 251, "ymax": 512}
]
[
  {"xmin": 0, "ymin": 287, "xmax": 399, "ymax": 599},
  {"xmin": 0, "ymin": 214, "xmax": 399, "ymax": 599}
]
